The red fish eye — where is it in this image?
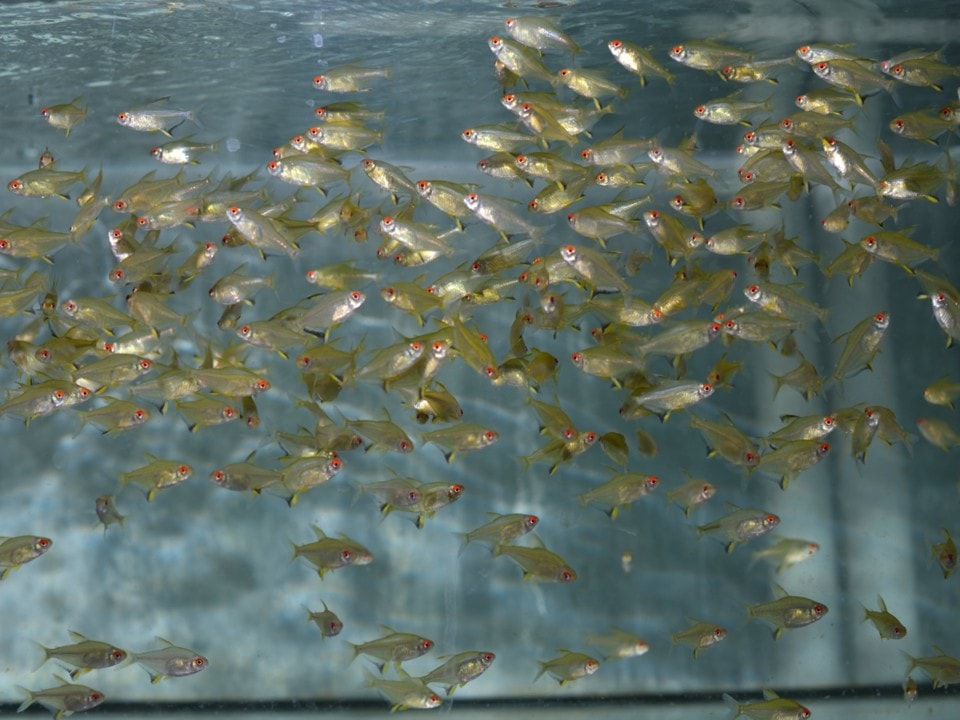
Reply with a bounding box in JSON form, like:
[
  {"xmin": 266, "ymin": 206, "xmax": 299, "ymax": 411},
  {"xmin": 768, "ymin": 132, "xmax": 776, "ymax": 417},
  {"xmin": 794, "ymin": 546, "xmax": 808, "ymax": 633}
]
[
  {"xmin": 695, "ymin": 105, "xmax": 706, "ymax": 115},
  {"xmin": 651, "ymin": 309, "xmax": 663, "ymax": 321},
  {"xmin": 134, "ymin": 409, "xmax": 146, "ymax": 420},
  {"xmin": 584, "ymin": 432, "xmax": 597, "ymax": 443},
  {"xmin": 178, "ymin": 465, "xmax": 190, "ymax": 475},
  {"xmin": 875, "ymin": 313, "xmax": 886, "ymax": 322},
  {"xmin": 814, "ymin": 604, "xmax": 825, "ymax": 614},
  {"xmin": 38, "ymin": 537, "xmax": 50, "ymax": 548},
  {"xmin": 559, "ymin": 68, "xmax": 570, "ymax": 77},
  {"xmin": 647, "ymin": 476, "xmax": 659, "ymax": 487},
  {"xmin": 8, "ymin": 180, "xmax": 20, "ymax": 191},
  {"xmin": 819, "ymin": 443, "xmax": 830, "ymax": 452},
  {"xmin": 527, "ymin": 516, "xmax": 539, "ymax": 526},
  {"xmin": 223, "ymin": 407, "xmax": 236, "ymax": 419},
  {"xmin": 781, "ymin": 119, "xmax": 793, "ymax": 130},
  {"xmin": 407, "ymin": 490, "xmax": 419, "ymax": 502},
  {"xmin": 417, "ymin": 180, "xmax": 428, "ymax": 190},
  {"xmin": 671, "ymin": 196, "xmax": 684, "ymax": 209},
  {"xmin": 341, "ymin": 549, "xmax": 352, "ymax": 562},
  {"xmin": 117, "ymin": 112, "xmax": 127, "ymax": 121},
  {"xmin": 212, "ymin": 471, "xmax": 224, "ymax": 481},
  {"xmin": 77, "ymin": 388, "xmax": 91, "ymax": 399},
  {"xmin": 138, "ymin": 359, "xmax": 151, "ymax": 370},
  {"xmin": 744, "ymin": 132, "xmax": 755, "ymax": 141},
  {"xmin": 53, "ymin": 390, "xmax": 67, "ymax": 401},
  {"xmin": 528, "ymin": 200, "xmax": 538, "ymax": 210},
  {"xmin": 350, "ymin": 291, "xmax": 362, "ymax": 301},
  {"xmin": 894, "ymin": 626, "xmax": 904, "ymax": 636},
  {"xmin": 484, "ymin": 430, "xmax": 497, "ymax": 441},
  {"xmin": 611, "ymin": 39, "xmax": 622, "ymax": 48},
  {"xmin": 893, "ymin": 119, "xmax": 904, "ymax": 130},
  {"xmin": 238, "ymin": 325, "xmax": 251, "ymax": 337},
  {"xmin": 462, "ymin": 129, "xmax": 475, "ymax": 139},
  {"xmin": 137, "ymin": 216, "xmax": 149, "ymax": 227},
  {"xmin": 765, "ymin": 514, "xmax": 777, "ymax": 523},
  {"xmin": 307, "ymin": 126, "xmax": 321, "ymax": 139},
  {"xmin": 801, "ymin": 711, "xmax": 811, "ymax": 719},
  {"xmin": 671, "ymin": 45, "xmax": 683, "ymax": 55},
  {"xmin": 267, "ymin": 160, "xmax": 279, "ymax": 171},
  {"xmin": 37, "ymin": 348, "xmax": 52, "ymax": 361},
  {"xmin": 824, "ymin": 416, "xmax": 835, "ymax": 427},
  {"xmin": 865, "ymin": 236, "xmax": 876, "ymax": 247},
  {"xmin": 796, "ymin": 94, "xmax": 805, "ymax": 103},
  {"xmin": 721, "ymin": 66, "xmax": 733, "ymax": 76},
  {"xmin": 90, "ymin": 693, "xmax": 103, "ymax": 702},
  {"xmin": 562, "ymin": 427, "xmax": 577, "ymax": 440},
  {"xmin": 399, "ymin": 440, "xmax": 412, "ymax": 452},
  {"xmin": 192, "ymin": 657, "xmax": 205, "ymax": 668},
  {"xmin": 41, "ymin": 107, "xmax": 50, "ymax": 117},
  {"xmin": 313, "ymin": 75, "xmax": 324, "ymax": 85},
  {"xmin": 451, "ymin": 484, "xmax": 464, "ymax": 495},
  {"xmin": 561, "ymin": 570, "xmax": 574, "ymax": 581},
  {"xmin": 114, "ymin": 199, "xmax": 128, "ymax": 211},
  {"xmin": 714, "ymin": 628, "xmax": 724, "ymax": 638},
  {"xmin": 112, "ymin": 650, "xmax": 124, "ymax": 660},
  {"xmin": 483, "ymin": 365, "xmax": 498, "ymax": 379},
  {"xmin": 256, "ymin": 379, "xmax": 269, "ymax": 390},
  {"xmin": 891, "ymin": 64, "xmax": 903, "ymax": 76}
]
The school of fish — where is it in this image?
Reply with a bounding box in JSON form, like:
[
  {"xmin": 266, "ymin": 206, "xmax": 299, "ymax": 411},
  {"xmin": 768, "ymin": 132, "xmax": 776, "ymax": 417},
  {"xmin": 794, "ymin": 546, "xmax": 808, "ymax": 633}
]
[{"xmin": 2, "ymin": 10, "xmax": 960, "ymax": 717}]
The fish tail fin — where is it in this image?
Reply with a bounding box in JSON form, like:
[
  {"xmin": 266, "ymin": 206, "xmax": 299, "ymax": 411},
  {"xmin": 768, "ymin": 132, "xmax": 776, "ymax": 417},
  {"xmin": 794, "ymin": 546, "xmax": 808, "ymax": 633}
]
[
  {"xmin": 30, "ymin": 641, "xmax": 51, "ymax": 672},
  {"xmin": 722, "ymin": 693, "xmax": 742, "ymax": 718},
  {"xmin": 188, "ymin": 108, "xmax": 205, "ymax": 131},
  {"xmin": 16, "ymin": 686, "xmax": 36, "ymax": 713}
]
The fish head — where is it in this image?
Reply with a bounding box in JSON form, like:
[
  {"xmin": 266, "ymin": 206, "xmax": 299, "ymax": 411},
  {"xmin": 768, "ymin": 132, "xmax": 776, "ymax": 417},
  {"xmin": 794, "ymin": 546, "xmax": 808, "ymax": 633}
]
[
  {"xmin": 813, "ymin": 61, "xmax": 831, "ymax": 79},
  {"xmin": 580, "ymin": 148, "xmax": 593, "ymax": 162},
  {"xmin": 669, "ymin": 45, "xmax": 687, "ymax": 62},
  {"xmin": 890, "ymin": 118, "xmax": 906, "ymax": 134},
  {"xmin": 873, "ymin": 311, "xmax": 890, "ymax": 330},
  {"xmin": 488, "ymin": 36, "xmax": 504, "ymax": 54},
  {"xmin": 7, "ymin": 179, "xmax": 23, "ymax": 193},
  {"xmin": 415, "ymin": 179, "xmax": 431, "ymax": 197},
  {"xmin": 312, "ymin": 75, "xmax": 328, "ymax": 90},
  {"xmin": 116, "ymin": 111, "xmax": 131, "ymax": 126}
]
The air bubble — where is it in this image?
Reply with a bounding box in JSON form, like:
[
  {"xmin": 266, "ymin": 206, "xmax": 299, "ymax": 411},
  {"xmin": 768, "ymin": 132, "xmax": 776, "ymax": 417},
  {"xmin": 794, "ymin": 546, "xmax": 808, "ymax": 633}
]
[
  {"xmin": 313, "ymin": 33, "xmax": 323, "ymax": 48},
  {"xmin": 226, "ymin": 138, "xmax": 240, "ymax": 153}
]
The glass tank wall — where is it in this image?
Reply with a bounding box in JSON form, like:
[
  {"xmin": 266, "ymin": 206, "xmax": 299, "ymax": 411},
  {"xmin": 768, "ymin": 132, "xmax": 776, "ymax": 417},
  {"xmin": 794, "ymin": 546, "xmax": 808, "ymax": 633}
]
[{"xmin": 0, "ymin": 1, "xmax": 959, "ymax": 718}]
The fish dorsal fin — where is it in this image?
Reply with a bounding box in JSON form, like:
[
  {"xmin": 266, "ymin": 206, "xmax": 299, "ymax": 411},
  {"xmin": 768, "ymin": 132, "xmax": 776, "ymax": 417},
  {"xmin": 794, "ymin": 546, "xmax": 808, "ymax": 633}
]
[
  {"xmin": 762, "ymin": 688, "xmax": 780, "ymax": 700},
  {"xmin": 244, "ymin": 449, "xmax": 257, "ymax": 463},
  {"xmin": 529, "ymin": 532, "xmax": 546, "ymax": 549},
  {"xmin": 67, "ymin": 630, "xmax": 88, "ymax": 642},
  {"xmin": 311, "ymin": 525, "xmax": 327, "ymax": 539},
  {"xmin": 485, "ymin": 511, "xmax": 503, "ymax": 519},
  {"xmin": 144, "ymin": 451, "xmax": 158, "ymax": 461},
  {"xmin": 379, "ymin": 624, "xmax": 397, "ymax": 635},
  {"xmin": 877, "ymin": 595, "xmax": 888, "ymax": 612},
  {"xmin": 772, "ymin": 583, "xmax": 789, "ymax": 599},
  {"xmin": 396, "ymin": 667, "xmax": 412, "ymax": 680},
  {"xmin": 155, "ymin": 636, "xmax": 174, "ymax": 647},
  {"xmin": 723, "ymin": 501, "xmax": 742, "ymax": 511}
]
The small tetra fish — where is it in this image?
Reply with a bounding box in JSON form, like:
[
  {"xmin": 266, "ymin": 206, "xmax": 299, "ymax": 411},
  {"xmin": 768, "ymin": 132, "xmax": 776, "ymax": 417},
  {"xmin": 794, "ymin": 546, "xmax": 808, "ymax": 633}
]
[
  {"xmin": 534, "ymin": 650, "xmax": 599, "ymax": 685},
  {"xmin": 305, "ymin": 601, "xmax": 343, "ymax": 638},
  {"xmin": 17, "ymin": 678, "xmax": 105, "ymax": 718},
  {"xmin": 666, "ymin": 474, "xmax": 716, "ymax": 516},
  {"xmin": 34, "ymin": 631, "xmax": 127, "ymax": 678},
  {"xmin": 862, "ymin": 596, "xmax": 907, "ymax": 640},
  {"xmin": 41, "ymin": 96, "xmax": 88, "ymax": 136},
  {"xmin": 419, "ymin": 650, "xmax": 495, "ymax": 696},
  {"xmin": 723, "ymin": 688, "xmax": 811, "ymax": 719},
  {"xmin": 671, "ymin": 619, "xmax": 727, "ymax": 658},
  {"xmin": 932, "ymin": 528, "xmax": 958, "ymax": 578},
  {"xmin": 746, "ymin": 586, "xmax": 829, "ymax": 639},
  {"xmin": 586, "ymin": 627, "xmax": 650, "ymax": 660},
  {"xmin": 697, "ymin": 505, "xmax": 779, "ymax": 552},
  {"xmin": 116, "ymin": 98, "xmax": 202, "ymax": 136},
  {"xmin": 94, "ymin": 495, "xmax": 125, "ymax": 532},
  {"xmin": 750, "ymin": 538, "xmax": 819, "ymax": 572},
  {"xmin": 132, "ymin": 637, "xmax": 207, "ymax": 683},
  {"xmin": 460, "ymin": 513, "xmax": 539, "ymax": 555},
  {"xmin": 904, "ymin": 646, "xmax": 960, "ymax": 688},
  {"xmin": 348, "ymin": 626, "xmax": 433, "ymax": 670},
  {"xmin": 0, "ymin": 535, "xmax": 52, "ymax": 579},
  {"xmin": 494, "ymin": 539, "xmax": 576, "ymax": 583},
  {"xmin": 364, "ymin": 668, "xmax": 441, "ymax": 711}
]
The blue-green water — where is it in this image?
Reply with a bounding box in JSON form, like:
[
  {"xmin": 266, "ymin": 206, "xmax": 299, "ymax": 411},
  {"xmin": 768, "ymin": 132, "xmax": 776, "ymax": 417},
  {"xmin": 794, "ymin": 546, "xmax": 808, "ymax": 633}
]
[{"xmin": 0, "ymin": 1, "xmax": 959, "ymax": 718}]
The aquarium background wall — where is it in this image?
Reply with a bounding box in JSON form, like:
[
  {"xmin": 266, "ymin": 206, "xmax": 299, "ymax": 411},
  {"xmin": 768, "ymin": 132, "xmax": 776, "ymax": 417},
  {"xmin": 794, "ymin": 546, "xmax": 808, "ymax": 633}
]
[{"xmin": 1, "ymin": 0, "xmax": 959, "ymax": 718}]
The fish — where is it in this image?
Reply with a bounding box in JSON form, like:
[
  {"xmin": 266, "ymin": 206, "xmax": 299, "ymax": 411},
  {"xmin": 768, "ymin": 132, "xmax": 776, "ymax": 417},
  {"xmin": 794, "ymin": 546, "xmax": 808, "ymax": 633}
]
[
  {"xmin": 348, "ymin": 626, "xmax": 434, "ymax": 670},
  {"xmin": 923, "ymin": 377, "xmax": 960, "ymax": 409},
  {"xmin": 116, "ymin": 99, "xmax": 202, "ymax": 136},
  {"xmin": 419, "ymin": 650, "xmax": 495, "ymax": 696},
  {"xmin": 150, "ymin": 137, "xmax": 218, "ymax": 164},
  {"xmin": 505, "ymin": 16, "xmax": 579, "ymax": 54},
  {"xmin": 578, "ymin": 473, "xmax": 659, "ymax": 519},
  {"xmin": 34, "ymin": 631, "xmax": 127, "ymax": 678},
  {"xmin": 904, "ymin": 647, "xmax": 960, "ymax": 688},
  {"xmin": 494, "ymin": 539, "xmax": 576, "ymax": 583},
  {"xmin": 16, "ymin": 679, "xmax": 105, "ymax": 718},
  {"xmin": 312, "ymin": 63, "xmax": 390, "ymax": 92},
  {"xmin": 746, "ymin": 586, "xmax": 829, "ymax": 639},
  {"xmin": 534, "ymin": 650, "xmax": 600, "ymax": 685},
  {"xmin": 932, "ymin": 528, "xmax": 958, "ymax": 578},
  {"xmin": 131, "ymin": 637, "xmax": 207, "ymax": 683},
  {"xmin": 586, "ymin": 628, "xmax": 650, "ymax": 660},
  {"xmin": 120, "ymin": 455, "xmax": 192, "ymax": 502},
  {"xmin": 0, "ymin": 535, "xmax": 52, "ymax": 579},
  {"xmin": 862, "ymin": 596, "xmax": 907, "ymax": 640},
  {"xmin": 291, "ymin": 525, "xmax": 373, "ymax": 579},
  {"xmin": 608, "ymin": 39, "xmax": 675, "ymax": 86},
  {"xmin": 305, "ymin": 600, "xmax": 342, "ymax": 638},
  {"xmin": 750, "ymin": 538, "xmax": 819, "ymax": 572},
  {"xmin": 755, "ymin": 440, "xmax": 830, "ymax": 489},
  {"xmin": 41, "ymin": 96, "xmax": 87, "ymax": 136},
  {"xmin": 723, "ymin": 689, "xmax": 811, "ymax": 720},
  {"xmin": 697, "ymin": 505, "xmax": 779, "ymax": 552},
  {"xmin": 917, "ymin": 417, "xmax": 960, "ymax": 451},
  {"xmin": 363, "ymin": 668, "xmax": 441, "ymax": 711},
  {"xmin": 671, "ymin": 619, "xmax": 727, "ymax": 657},
  {"xmin": 460, "ymin": 513, "xmax": 539, "ymax": 555},
  {"xmin": 665, "ymin": 474, "xmax": 716, "ymax": 516},
  {"xmin": 94, "ymin": 495, "xmax": 125, "ymax": 532}
]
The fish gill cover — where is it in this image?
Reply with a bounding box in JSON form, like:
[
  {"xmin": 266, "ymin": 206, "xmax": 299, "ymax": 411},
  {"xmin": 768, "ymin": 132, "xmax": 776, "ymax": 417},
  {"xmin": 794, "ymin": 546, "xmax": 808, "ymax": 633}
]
[{"xmin": 0, "ymin": 0, "xmax": 959, "ymax": 714}]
